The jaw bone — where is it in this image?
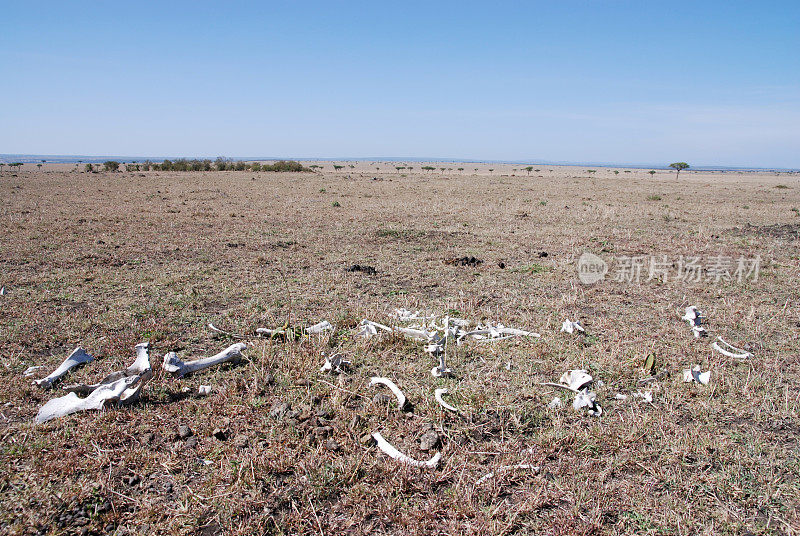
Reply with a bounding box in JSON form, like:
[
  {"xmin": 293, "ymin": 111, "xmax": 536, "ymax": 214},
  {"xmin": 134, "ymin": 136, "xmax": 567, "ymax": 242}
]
[
  {"xmin": 62, "ymin": 343, "xmax": 153, "ymax": 403},
  {"xmin": 371, "ymin": 431, "xmax": 441, "ymax": 469},
  {"xmin": 35, "ymin": 374, "xmax": 144, "ymax": 424},
  {"xmin": 33, "ymin": 347, "xmax": 95, "ymax": 389},
  {"xmin": 162, "ymin": 343, "xmax": 247, "ymax": 378}
]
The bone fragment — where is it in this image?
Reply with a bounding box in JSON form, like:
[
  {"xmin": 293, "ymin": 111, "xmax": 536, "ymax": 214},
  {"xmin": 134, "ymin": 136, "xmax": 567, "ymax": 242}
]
[
  {"xmin": 559, "ymin": 370, "xmax": 593, "ymax": 391},
  {"xmin": 683, "ymin": 365, "xmax": 711, "ymax": 385},
  {"xmin": 35, "ymin": 374, "xmax": 143, "ymax": 424},
  {"xmin": 371, "ymin": 432, "xmax": 441, "ymax": 469},
  {"xmin": 369, "ymin": 377, "xmax": 407, "ymax": 410},
  {"xmin": 560, "ymin": 319, "xmax": 585, "ymax": 334},
  {"xmin": 321, "ymin": 353, "xmax": 350, "ymax": 374},
  {"xmin": 476, "ymin": 464, "xmax": 539, "ymax": 485},
  {"xmin": 63, "ymin": 342, "xmax": 153, "ymax": 404}
]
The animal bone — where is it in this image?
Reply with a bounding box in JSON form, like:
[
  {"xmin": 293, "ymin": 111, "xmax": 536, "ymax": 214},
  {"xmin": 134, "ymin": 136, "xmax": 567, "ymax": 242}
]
[
  {"xmin": 692, "ymin": 325, "xmax": 708, "ymax": 338},
  {"xmin": 560, "ymin": 319, "xmax": 585, "ymax": 334},
  {"xmin": 198, "ymin": 385, "xmax": 212, "ymax": 396},
  {"xmin": 573, "ymin": 388, "xmax": 602, "ymax": 416},
  {"xmin": 33, "ymin": 347, "xmax": 94, "ymax": 389},
  {"xmin": 475, "ymin": 464, "xmax": 539, "ymax": 485},
  {"xmin": 307, "ymin": 320, "xmax": 333, "ymax": 334},
  {"xmin": 392, "ymin": 308, "xmax": 434, "ymax": 322},
  {"xmin": 683, "ymin": 365, "xmax": 710, "ymax": 385},
  {"xmin": 712, "ymin": 337, "xmax": 752, "ymax": 359},
  {"xmin": 371, "ymin": 432, "xmax": 441, "ymax": 469},
  {"xmin": 434, "ymin": 388, "xmax": 459, "ymax": 413},
  {"xmin": 321, "ymin": 353, "xmax": 350, "ymax": 373},
  {"xmin": 682, "ymin": 306, "xmax": 704, "ymax": 327},
  {"xmin": 369, "ymin": 377, "xmax": 407, "ymax": 410},
  {"xmin": 547, "ymin": 397, "xmax": 563, "ymax": 409},
  {"xmin": 63, "ymin": 342, "xmax": 153, "ymax": 404},
  {"xmin": 559, "ymin": 370, "xmax": 593, "ymax": 391},
  {"xmin": 633, "ymin": 391, "xmax": 653, "ymax": 403},
  {"xmin": 459, "ymin": 322, "xmax": 540, "ymax": 343},
  {"xmin": 356, "ymin": 319, "xmax": 393, "ymax": 338},
  {"xmin": 35, "ymin": 374, "xmax": 144, "ymax": 424},
  {"xmin": 162, "ymin": 343, "xmax": 247, "ymax": 378}
]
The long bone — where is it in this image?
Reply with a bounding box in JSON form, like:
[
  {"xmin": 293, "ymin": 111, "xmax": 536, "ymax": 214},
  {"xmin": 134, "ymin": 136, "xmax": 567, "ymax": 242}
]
[
  {"xmin": 33, "ymin": 347, "xmax": 94, "ymax": 389},
  {"xmin": 371, "ymin": 432, "xmax": 441, "ymax": 469},
  {"xmin": 162, "ymin": 343, "xmax": 247, "ymax": 378},
  {"xmin": 712, "ymin": 337, "xmax": 752, "ymax": 359}
]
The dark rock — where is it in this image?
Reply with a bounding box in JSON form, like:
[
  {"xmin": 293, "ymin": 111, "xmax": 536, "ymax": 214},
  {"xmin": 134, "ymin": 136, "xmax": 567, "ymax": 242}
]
[
  {"xmin": 345, "ymin": 264, "xmax": 377, "ymax": 275},
  {"xmin": 212, "ymin": 428, "xmax": 228, "ymax": 441}
]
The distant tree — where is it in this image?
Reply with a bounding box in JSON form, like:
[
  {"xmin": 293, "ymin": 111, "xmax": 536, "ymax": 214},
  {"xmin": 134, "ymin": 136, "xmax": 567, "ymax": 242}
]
[
  {"xmin": 333, "ymin": 165, "xmax": 344, "ymax": 171},
  {"xmin": 37, "ymin": 163, "xmax": 42, "ymax": 169},
  {"xmin": 103, "ymin": 161, "xmax": 120, "ymax": 172},
  {"xmin": 440, "ymin": 167, "xmax": 445, "ymax": 173},
  {"xmin": 422, "ymin": 166, "xmax": 435, "ymax": 172},
  {"xmin": 251, "ymin": 163, "xmax": 262, "ymax": 172},
  {"xmin": 649, "ymin": 170, "xmax": 656, "ymax": 177},
  {"xmin": 669, "ymin": 162, "xmax": 689, "ymax": 178},
  {"xmin": 614, "ymin": 170, "xmax": 619, "ymax": 175},
  {"xmin": 458, "ymin": 167, "xmax": 464, "ymax": 172},
  {"xmin": 395, "ymin": 166, "xmax": 405, "ymax": 172},
  {"xmin": 234, "ymin": 161, "xmax": 246, "ymax": 171},
  {"xmin": 489, "ymin": 168, "xmax": 494, "ymax": 174},
  {"xmin": 85, "ymin": 163, "xmax": 94, "ymax": 172},
  {"xmin": 215, "ymin": 156, "xmax": 230, "ymax": 171},
  {"xmin": 525, "ymin": 166, "xmax": 533, "ymax": 175}
]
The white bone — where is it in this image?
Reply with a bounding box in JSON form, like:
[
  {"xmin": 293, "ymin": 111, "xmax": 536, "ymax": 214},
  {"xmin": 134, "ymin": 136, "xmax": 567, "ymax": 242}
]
[
  {"xmin": 23, "ymin": 366, "xmax": 45, "ymax": 377},
  {"xmin": 63, "ymin": 342, "xmax": 153, "ymax": 404},
  {"xmin": 392, "ymin": 308, "xmax": 435, "ymax": 322},
  {"xmin": 547, "ymin": 397, "xmax": 563, "ymax": 409},
  {"xmin": 459, "ymin": 322, "xmax": 540, "ymax": 343},
  {"xmin": 573, "ymin": 388, "xmax": 602, "ymax": 416},
  {"xmin": 307, "ymin": 320, "xmax": 334, "ymax": 334},
  {"xmin": 560, "ymin": 319, "xmax": 585, "ymax": 334},
  {"xmin": 35, "ymin": 374, "xmax": 143, "ymax": 424},
  {"xmin": 692, "ymin": 325, "xmax": 708, "ymax": 338},
  {"xmin": 682, "ymin": 306, "xmax": 704, "ymax": 326},
  {"xmin": 683, "ymin": 365, "xmax": 710, "ymax": 385},
  {"xmin": 394, "ymin": 326, "xmax": 434, "ymax": 341},
  {"xmin": 476, "ymin": 464, "xmax": 539, "ymax": 485},
  {"xmin": 321, "ymin": 353, "xmax": 350, "ymax": 373},
  {"xmin": 0, "ymin": 286, "xmax": 5, "ymax": 295},
  {"xmin": 633, "ymin": 391, "xmax": 653, "ymax": 403},
  {"xmin": 162, "ymin": 343, "xmax": 247, "ymax": 378},
  {"xmin": 33, "ymin": 347, "xmax": 94, "ymax": 389},
  {"xmin": 357, "ymin": 319, "xmax": 393, "ymax": 338},
  {"xmin": 371, "ymin": 432, "xmax": 441, "ymax": 469},
  {"xmin": 369, "ymin": 377, "xmax": 407, "ymax": 410},
  {"xmin": 198, "ymin": 385, "xmax": 212, "ymax": 396},
  {"xmin": 613, "ymin": 393, "xmax": 628, "ymax": 400},
  {"xmin": 712, "ymin": 337, "xmax": 752, "ymax": 359},
  {"xmin": 434, "ymin": 388, "xmax": 459, "ymax": 413},
  {"xmin": 559, "ymin": 370, "xmax": 593, "ymax": 391}
]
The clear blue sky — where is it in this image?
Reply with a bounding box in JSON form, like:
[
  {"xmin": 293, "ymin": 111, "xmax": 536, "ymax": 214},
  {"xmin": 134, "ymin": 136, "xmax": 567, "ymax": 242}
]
[{"xmin": 2, "ymin": 1, "xmax": 798, "ymax": 167}]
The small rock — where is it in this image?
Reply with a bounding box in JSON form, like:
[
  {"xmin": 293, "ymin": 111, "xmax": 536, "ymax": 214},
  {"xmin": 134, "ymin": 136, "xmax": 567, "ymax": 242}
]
[
  {"xmin": 360, "ymin": 433, "xmax": 374, "ymax": 445},
  {"xmin": 270, "ymin": 402, "xmax": 290, "ymax": 419},
  {"xmin": 372, "ymin": 393, "xmax": 393, "ymax": 406},
  {"xmin": 419, "ymin": 430, "xmax": 439, "ymax": 452},
  {"xmin": 325, "ymin": 438, "xmax": 340, "ymax": 451},
  {"xmin": 177, "ymin": 424, "xmax": 192, "ymax": 439},
  {"xmin": 233, "ymin": 434, "xmax": 248, "ymax": 449},
  {"xmin": 212, "ymin": 428, "xmax": 228, "ymax": 441},
  {"xmin": 313, "ymin": 426, "xmax": 333, "ymax": 437},
  {"xmin": 184, "ymin": 436, "xmax": 198, "ymax": 449}
]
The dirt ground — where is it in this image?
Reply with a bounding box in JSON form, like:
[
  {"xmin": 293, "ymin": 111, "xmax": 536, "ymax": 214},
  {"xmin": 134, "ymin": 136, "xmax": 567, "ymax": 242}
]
[{"xmin": 1, "ymin": 162, "xmax": 799, "ymax": 535}]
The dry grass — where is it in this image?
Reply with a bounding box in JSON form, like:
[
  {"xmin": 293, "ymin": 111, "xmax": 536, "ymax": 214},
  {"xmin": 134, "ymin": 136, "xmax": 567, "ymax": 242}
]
[{"xmin": 0, "ymin": 164, "xmax": 799, "ymax": 535}]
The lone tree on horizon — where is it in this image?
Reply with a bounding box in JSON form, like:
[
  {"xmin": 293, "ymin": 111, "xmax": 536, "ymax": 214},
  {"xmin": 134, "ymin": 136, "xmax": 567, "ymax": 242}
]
[{"xmin": 669, "ymin": 162, "xmax": 689, "ymax": 178}]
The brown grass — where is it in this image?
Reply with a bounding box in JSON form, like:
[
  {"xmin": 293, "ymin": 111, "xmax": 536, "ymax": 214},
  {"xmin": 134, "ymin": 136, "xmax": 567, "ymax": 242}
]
[{"xmin": 0, "ymin": 163, "xmax": 799, "ymax": 535}]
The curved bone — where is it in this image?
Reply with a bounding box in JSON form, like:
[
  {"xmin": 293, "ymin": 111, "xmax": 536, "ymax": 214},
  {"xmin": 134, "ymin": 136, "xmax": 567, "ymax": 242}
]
[
  {"xmin": 63, "ymin": 343, "xmax": 153, "ymax": 403},
  {"xmin": 33, "ymin": 347, "xmax": 94, "ymax": 389},
  {"xmin": 476, "ymin": 464, "xmax": 539, "ymax": 485},
  {"xmin": 23, "ymin": 366, "xmax": 45, "ymax": 377},
  {"xmin": 559, "ymin": 370, "xmax": 593, "ymax": 391},
  {"xmin": 434, "ymin": 388, "xmax": 459, "ymax": 413},
  {"xmin": 712, "ymin": 337, "xmax": 752, "ymax": 359},
  {"xmin": 371, "ymin": 432, "xmax": 441, "ymax": 469},
  {"xmin": 35, "ymin": 374, "xmax": 143, "ymax": 424},
  {"xmin": 369, "ymin": 377, "xmax": 407, "ymax": 410},
  {"xmin": 162, "ymin": 343, "xmax": 247, "ymax": 378}
]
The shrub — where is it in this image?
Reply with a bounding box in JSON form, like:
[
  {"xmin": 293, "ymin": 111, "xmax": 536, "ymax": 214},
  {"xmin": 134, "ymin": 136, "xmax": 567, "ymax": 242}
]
[
  {"xmin": 103, "ymin": 161, "xmax": 120, "ymax": 172},
  {"xmin": 85, "ymin": 163, "xmax": 94, "ymax": 172},
  {"xmin": 261, "ymin": 160, "xmax": 311, "ymax": 172}
]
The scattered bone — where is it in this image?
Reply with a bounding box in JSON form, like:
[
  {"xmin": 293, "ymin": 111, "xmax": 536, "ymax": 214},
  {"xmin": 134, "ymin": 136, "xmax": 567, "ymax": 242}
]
[
  {"xmin": 371, "ymin": 432, "xmax": 441, "ymax": 469},
  {"xmin": 198, "ymin": 385, "xmax": 212, "ymax": 396},
  {"xmin": 63, "ymin": 342, "xmax": 153, "ymax": 404},
  {"xmin": 0, "ymin": 286, "xmax": 5, "ymax": 295},
  {"xmin": 356, "ymin": 319, "xmax": 393, "ymax": 338},
  {"xmin": 712, "ymin": 337, "xmax": 752, "ymax": 359},
  {"xmin": 392, "ymin": 308, "xmax": 434, "ymax": 322},
  {"xmin": 573, "ymin": 388, "xmax": 602, "ymax": 416},
  {"xmin": 162, "ymin": 343, "xmax": 247, "ymax": 378},
  {"xmin": 207, "ymin": 322, "xmax": 245, "ymax": 339},
  {"xmin": 369, "ymin": 377, "xmax": 407, "ymax": 410},
  {"xmin": 547, "ymin": 397, "xmax": 563, "ymax": 409},
  {"xmin": 307, "ymin": 320, "xmax": 334, "ymax": 334},
  {"xmin": 459, "ymin": 322, "xmax": 540, "ymax": 343},
  {"xmin": 633, "ymin": 391, "xmax": 653, "ymax": 403},
  {"xmin": 613, "ymin": 393, "xmax": 628, "ymax": 400},
  {"xmin": 558, "ymin": 370, "xmax": 593, "ymax": 391},
  {"xmin": 35, "ymin": 374, "xmax": 144, "ymax": 424},
  {"xmin": 33, "ymin": 347, "xmax": 95, "ymax": 389},
  {"xmin": 683, "ymin": 365, "xmax": 711, "ymax": 385},
  {"xmin": 321, "ymin": 353, "xmax": 350, "ymax": 374},
  {"xmin": 476, "ymin": 464, "xmax": 540, "ymax": 485},
  {"xmin": 434, "ymin": 388, "xmax": 460, "ymax": 413},
  {"xmin": 560, "ymin": 319, "xmax": 585, "ymax": 334},
  {"xmin": 682, "ymin": 306, "xmax": 708, "ymax": 338},
  {"xmin": 23, "ymin": 366, "xmax": 45, "ymax": 377}
]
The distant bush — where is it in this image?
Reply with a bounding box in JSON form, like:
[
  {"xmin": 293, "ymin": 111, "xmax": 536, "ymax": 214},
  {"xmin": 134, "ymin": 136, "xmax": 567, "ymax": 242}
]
[
  {"xmin": 85, "ymin": 163, "xmax": 94, "ymax": 172},
  {"xmin": 103, "ymin": 161, "xmax": 120, "ymax": 172},
  {"xmin": 261, "ymin": 160, "xmax": 311, "ymax": 172}
]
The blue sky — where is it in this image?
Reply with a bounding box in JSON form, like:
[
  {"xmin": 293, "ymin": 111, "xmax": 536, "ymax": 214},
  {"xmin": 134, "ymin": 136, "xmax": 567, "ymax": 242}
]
[{"xmin": 2, "ymin": 1, "xmax": 798, "ymax": 167}]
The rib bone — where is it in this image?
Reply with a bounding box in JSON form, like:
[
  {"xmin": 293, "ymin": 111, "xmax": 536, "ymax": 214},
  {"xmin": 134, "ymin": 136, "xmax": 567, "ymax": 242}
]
[
  {"xmin": 434, "ymin": 388, "xmax": 459, "ymax": 413},
  {"xmin": 712, "ymin": 337, "xmax": 752, "ymax": 359},
  {"xmin": 162, "ymin": 343, "xmax": 247, "ymax": 378},
  {"xmin": 369, "ymin": 377, "xmax": 407, "ymax": 410},
  {"xmin": 33, "ymin": 347, "xmax": 94, "ymax": 389},
  {"xmin": 371, "ymin": 432, "xmax": 441, "ymax": 469}
]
